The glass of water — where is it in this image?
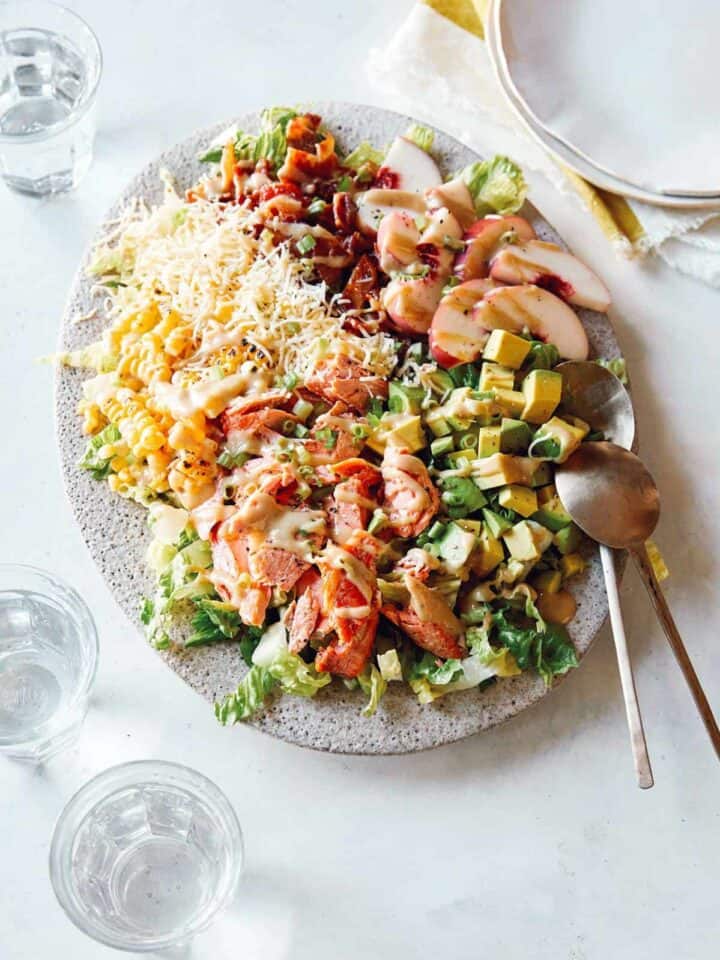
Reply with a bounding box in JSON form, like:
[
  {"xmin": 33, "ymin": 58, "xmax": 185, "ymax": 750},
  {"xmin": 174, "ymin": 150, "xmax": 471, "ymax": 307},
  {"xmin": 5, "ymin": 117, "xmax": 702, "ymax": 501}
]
[
  {"xmin": 50, "ymin": 761, "xmax": 245, "ymax": 952},
  {"xmin": 0, "ymin": 564, "xmax": 98, "ymax": 761},
  {"xmin": 0, "ymin": 0, "xmax": 101, "ymax": 195}
]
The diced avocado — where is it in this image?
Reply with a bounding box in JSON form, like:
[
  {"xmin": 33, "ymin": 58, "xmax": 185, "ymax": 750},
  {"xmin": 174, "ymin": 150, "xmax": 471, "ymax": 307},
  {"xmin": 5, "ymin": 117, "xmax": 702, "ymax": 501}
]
[
  {"xmin": 521, "ymin": 369, "xmax": 562, "ymax": 424},
  {"xmin": 530, "ymin": 462, "xmax": 553, "ymax": 488},
  {"xmin": 483, "ymin": 329, "xmax": 531, "ymax": 369},
  {"xmin": 377, "ymin": 648, "xmax": 403, "ymax": 681},
  {"xmin": 498, "ymin": 484, "xmax": 538, "ymax": 518},
  {"xmin": 472, "ymin": 529, "xmax": 505, "ymax": 576},
  {"xmin": 560, "ymin": 552, "xmax": 586, "ymax": 580},
  {"xmin": 478, "ymin": 425, "xmax": 501, "ymax": 458},
  {"xmin": 456, "ymin": 519, "xmax": 483, "ymax": 535},
  {"xmin": 367, "ymin": 413, "xmax": 426, "ymax": 454},
  {"xmin": 482, "ymin": 507, "xmax": 513, "ymax": 538},
  {"xmin": 479, "ymin": 361, "xmax": 515, "ymax": 392},
  {"xmin": 425, "ymin": 368, "xmax": 455, "ymax": 395},
  {"xmin": 529, "ymin": 415, "xmax": 589, "ymax": 463},
  {"xmin": 445, "ymin": 449, "xmax": 475, "ymax": 469},
  {"xmin": 553, "ymin": 523, "xmax": 583, "ymax": 555},
  {"xmin": 388, "ymin": 381, "xmax": 424, "ymax": 415},
  {"xmin": 500, "ymin": 417, "xmax": 533, "ymax": 454},
  {"xmin": 532, "ymin": 495, "xmax": 572, "ymax": 532},
  {"xmin": 438, "ymin": 476, "xmax": 487, "ymax": 518},
  {"xmin": 536, "ymin": 483, "xmax": 557, "ymax": 505},
  {"xmin": 503, "ymin": 521, "xmax": 542, "ymax": 561},
  {"xmin": 426, "ymin": 387, "xmax": 495, "ymax": 434},
  {"xmin": 471, "ymin": 453, "xmax": 534, "ymax": 491},
  {"xmin": 430, "ymin": 435, "xmax": 454, "ymax": 457},
  {"xmin": 505, "ymin": 558, "xmax": 535, "ymax": 582},
  {"xmin": 492, "ymin": 387, "xmax": 525, "ymax": 418},
  {"xmin": 528, "ymin": 519, "xmax": 554, "ymax": 554},
  {"xmin": 436, "ymin": 521, "xmax": 478, "ymax": 572},
  {"xmin": 532, "ymin": 569, "xmax": 563, "ymax": 594},
  {"xmin": 427, "ymin": 415, "xmax": 452, "ymax": 437}
]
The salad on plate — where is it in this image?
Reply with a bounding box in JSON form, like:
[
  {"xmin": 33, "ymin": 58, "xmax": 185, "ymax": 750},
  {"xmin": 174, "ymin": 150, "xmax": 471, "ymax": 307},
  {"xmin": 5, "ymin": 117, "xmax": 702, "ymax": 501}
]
[{"xmin": 64, "ymin": 107, "xmax": 621, "ymax": 722}]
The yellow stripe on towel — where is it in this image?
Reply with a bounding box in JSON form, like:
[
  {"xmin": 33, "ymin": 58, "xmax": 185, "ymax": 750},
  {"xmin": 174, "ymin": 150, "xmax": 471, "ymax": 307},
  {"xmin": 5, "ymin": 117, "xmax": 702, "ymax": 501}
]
[{"xmin": 423, "ymin": 0, "xmax": 486, "ymax": 38}]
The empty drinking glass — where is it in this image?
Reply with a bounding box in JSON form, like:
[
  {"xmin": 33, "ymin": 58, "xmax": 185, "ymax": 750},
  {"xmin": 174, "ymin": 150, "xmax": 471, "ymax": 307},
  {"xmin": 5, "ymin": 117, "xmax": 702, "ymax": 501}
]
[
  {"xmin": 0, "ymin": 0, "xmax": 102, "ymax": 195},
  {"xmin": 49, "ymin": 761, "xmax": 245, "ymax": 952},
  {"xmin": 0, "ymin": 564, "xmax": 98, "ymax": 761}
]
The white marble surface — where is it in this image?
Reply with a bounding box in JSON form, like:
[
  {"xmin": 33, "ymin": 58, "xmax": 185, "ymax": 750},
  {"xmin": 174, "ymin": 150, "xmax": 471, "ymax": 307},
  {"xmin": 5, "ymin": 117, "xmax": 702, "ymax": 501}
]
[{"xmin": 1, "ymin": 2, "xmax": 718, "ymax": 957}]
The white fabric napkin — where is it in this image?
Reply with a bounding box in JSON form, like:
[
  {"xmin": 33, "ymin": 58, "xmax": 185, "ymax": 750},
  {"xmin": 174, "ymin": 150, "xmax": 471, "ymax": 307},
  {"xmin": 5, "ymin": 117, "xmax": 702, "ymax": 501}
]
[{"xmin": 366, "ymin": 3, "xmax": 720, "ymax": 287}]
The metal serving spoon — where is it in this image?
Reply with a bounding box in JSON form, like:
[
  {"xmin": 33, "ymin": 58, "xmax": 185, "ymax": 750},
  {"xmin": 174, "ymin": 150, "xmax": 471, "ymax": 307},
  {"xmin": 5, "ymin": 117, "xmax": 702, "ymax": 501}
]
[
  {"xmin": 556, "ymin": 441, "xmax": 720, "ymax": 762},
  {"xmin": 555, "ymin": 361, "xmax": 652, "ymax": 788}
]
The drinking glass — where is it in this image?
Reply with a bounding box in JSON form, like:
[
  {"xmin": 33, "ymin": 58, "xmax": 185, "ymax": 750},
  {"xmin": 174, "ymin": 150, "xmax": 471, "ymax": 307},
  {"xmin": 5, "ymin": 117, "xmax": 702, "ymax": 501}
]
[
  {"xmin": 49, "ymin": 761, "xmax": 245, "ymax": 952},
  {"xmin": 0, "ymin": 563, "xmax": 98, "ymax": 761},
  {"xmin": 0, "ymin": 0, "xmax": 102, "ymax": 195}
]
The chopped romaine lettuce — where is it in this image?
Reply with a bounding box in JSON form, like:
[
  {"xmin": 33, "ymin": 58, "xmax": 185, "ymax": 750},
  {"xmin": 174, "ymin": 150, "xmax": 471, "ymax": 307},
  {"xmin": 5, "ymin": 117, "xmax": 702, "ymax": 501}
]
[
  {"xmin": 201, "ymin": 106, "xmax": 299, "ymax": 170},
  {"xmin": 214, "ymin": 665, "xmax": 278, "ymax": 723},
  {"xmin": 405, "ymin": 123, "xmax": 435, "ymax": 152},
  {"xmin": 409, "ymin": 652, "xmax": 464, "ymax": 685},
  {"xmin": 79, "ymin": 424, "xmax": 121, "ymax": 480},
  {"xmin": 342, "ymin": 140, "xmax": 385, "ymax": 170},
  {"xmin": 459, "ymin": 155, "xmax": 527, "ymax": 216},
  {"xmin": 491, "ymin": 606, "xmax": 577, "ymax": 685},
  {"xmin": 377, "ymin": 648, "xmax": 403, "ymax": 682},
  {"xmin": 357, "ymin": 663, "xmax": 387, "ymax": 717},
  {"xmin": 466, "ymin": 627, "xmax": 521, "ymax": 677},
  {"xmin": 596, "ymin": 357, "xmax": 628, "ymax": 384}
]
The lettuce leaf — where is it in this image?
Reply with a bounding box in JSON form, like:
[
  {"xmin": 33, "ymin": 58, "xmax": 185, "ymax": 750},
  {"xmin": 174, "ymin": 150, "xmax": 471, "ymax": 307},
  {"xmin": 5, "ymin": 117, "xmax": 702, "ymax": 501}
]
[
  {"xmin": 215, "ymin": 623, "xmax": 331, "ymax": 724},
  {"xmin": 79, "ymin": 423, "xmax": 121, "ymax": 480},
  {"xmin": 466, "ymin": 627, "xmax": 522, "ymax": 677},
  {"xmin": 409, "ymin": 651, "xmax": 464, "ymax": 685},
  {"xmin": 459, "ymin": 155, "xmax": 527, "ymax": 216},
  {"xmin": 214, "ymin": 665, "xmax": 278, "ymax": 723},
  {"xmin": 186, "ymin": 598, "xmax": 264, "ymax": 653},
  {"xmin": 405, "ymin": 123, "xmax": 435, "ymax": 152},
  {"xmin": 492, "ymin": 606, "xmax": 577, "ymax": 685},
  {"xmin": 357, "ymin": 663, "xmax": 387, "ymax": 717},
  {"xmin": 201, "ymin": 106, "xmax": 299, "ymax": 170},
  {"xmin": 343, "ymin": 141, "xmax": 385, "ymax": 171},
  {"xmin": 596, "ymin": 357, "xmax": 628, "ymax": 384}
]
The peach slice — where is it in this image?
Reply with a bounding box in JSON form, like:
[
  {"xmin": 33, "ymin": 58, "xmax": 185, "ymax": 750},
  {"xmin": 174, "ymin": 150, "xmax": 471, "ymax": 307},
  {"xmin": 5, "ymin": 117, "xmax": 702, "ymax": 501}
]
[
  {"xmin": 376, "ymin": 211, "xmax": 421, "ymax": 274},
  {"xmin": 429, "ymin": 282, "xmax": 589, "ymax": 367},
  {"xmin": 490, "ymin": 240, "xmax": 611, "ymax": 312},
  {"xmin": 356, "ymin": 188, "xmax": 426, "ymax": 235},
  {"xmin": 455, "ymin": 215, "xmax": 536, "ymax": 282},
  {"xmin": 384, "ymin": 274, "xmax": 447, "ymax": 336},
  {"xmin": 428, "ymin": 279, "xmax": 496, "ymax": 366},
  {"xmin": 381, "ymin": 136, "xmax": 443, "ymax": 195},
  {"xmin": 425, "ymin": 177, "xmax": 476, "ymax": 230},
  {"xmin": 476, "ymin": 285, "xmax": 589, "ymax": 360}
]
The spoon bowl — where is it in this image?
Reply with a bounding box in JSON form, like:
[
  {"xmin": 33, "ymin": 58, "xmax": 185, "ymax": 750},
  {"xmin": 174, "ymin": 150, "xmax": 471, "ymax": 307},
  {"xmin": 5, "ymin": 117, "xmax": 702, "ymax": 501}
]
[
  {"xmin": 557, "ymin": 360, "xmax": 635, "ymax": 449},
  {"xmin": 555, "ymin": 441, "xmax": 660, "ymax": 548}
]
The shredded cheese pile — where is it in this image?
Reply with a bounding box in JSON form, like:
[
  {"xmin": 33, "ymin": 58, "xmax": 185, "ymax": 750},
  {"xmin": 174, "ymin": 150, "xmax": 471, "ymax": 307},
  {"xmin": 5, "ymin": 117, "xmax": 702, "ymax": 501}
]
[{"xmin": 74, "ymin": 178, "xmax": 398, "ymax": 507}]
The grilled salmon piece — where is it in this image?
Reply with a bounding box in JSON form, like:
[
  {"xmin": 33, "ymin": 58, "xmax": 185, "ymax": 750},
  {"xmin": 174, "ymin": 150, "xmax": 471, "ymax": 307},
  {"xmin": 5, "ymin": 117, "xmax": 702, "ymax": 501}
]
[
  {"xmin": 381, "ymin": 446, "xmax": 439, "ymax": 539},
  {"xmin": 382, "ymin": 604, "xmax": 465, "ymax": 660},
  {"xmin": 249, "ymin": 545, "xmax": 310, "ymax": 592},
  {"xmin": 209, "ymin": 530, "xmax": 271, "ymax": 628},
  {"xmin": 328, "ymin": 458, "xmax": 382, "ymax": 544},
  {"xmin": 306, "ymin": 354, "xmax": 387, "ymax": 413}
]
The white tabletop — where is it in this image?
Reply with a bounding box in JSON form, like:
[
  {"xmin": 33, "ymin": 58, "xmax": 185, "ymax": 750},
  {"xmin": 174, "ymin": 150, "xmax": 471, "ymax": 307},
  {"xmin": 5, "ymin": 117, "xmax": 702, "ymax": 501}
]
[{"xmin": 2, "ymin": 2, "xmax": 719, "ymax": 957}]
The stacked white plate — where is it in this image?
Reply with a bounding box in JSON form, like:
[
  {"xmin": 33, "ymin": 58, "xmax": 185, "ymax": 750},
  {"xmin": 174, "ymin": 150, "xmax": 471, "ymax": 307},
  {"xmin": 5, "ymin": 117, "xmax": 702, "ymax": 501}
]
[{"xmin": 487, "ymin": 0, "xmax": 720, "ymax": 209}]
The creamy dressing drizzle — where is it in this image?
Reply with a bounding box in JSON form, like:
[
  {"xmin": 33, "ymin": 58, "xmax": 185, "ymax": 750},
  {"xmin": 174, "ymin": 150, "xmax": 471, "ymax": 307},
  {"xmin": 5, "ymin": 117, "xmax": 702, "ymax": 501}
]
[
  {"xmin": 153, "ymin": 366, "xmax": 273, "ymax": 418},
  {"xmin": 321, "ymin": 542, "xmax": 375, "ymax": 603}
]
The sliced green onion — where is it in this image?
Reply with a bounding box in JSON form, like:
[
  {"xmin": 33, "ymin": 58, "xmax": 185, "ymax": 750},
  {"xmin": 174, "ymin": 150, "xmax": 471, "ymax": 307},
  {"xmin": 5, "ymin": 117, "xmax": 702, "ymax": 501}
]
[
  {"xmin": 307, "ymin": 198, "xmax": 327, "ymax": 215},
  {"xmin": 296, "ymin": 234, "xmax": 316, "ymax": 255},
  {"xmin": 292, "ymin": 399, "xmax": 314, "ymax": 421},
  {"xmin": 337, "ymin": 174, "xmax": 352, "ymax": 192}
]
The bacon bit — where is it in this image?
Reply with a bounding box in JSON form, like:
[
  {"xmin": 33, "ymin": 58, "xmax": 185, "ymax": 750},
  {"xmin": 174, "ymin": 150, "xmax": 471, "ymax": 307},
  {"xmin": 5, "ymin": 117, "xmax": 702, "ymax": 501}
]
[
  {"xmin": 341, "ymin": 254, "xmax": 379, "ymax": 310},
  {"xmin": 373, "ymin": 166, "xmax": 400, "ymax": 189},
  {"xmin": 332, "ymin": 192, "xmax": 357, "ymax": 233},
  {"xmin": 286, "ymin": 113, "xmax": 323, "ymax": 150},
  {"xmin": 256, "ymin": 181, "xmax": 304, "ymax": 204},
  {"xmin": 279, "ymin": 133, "xmax": 339, "ymax": 183}
]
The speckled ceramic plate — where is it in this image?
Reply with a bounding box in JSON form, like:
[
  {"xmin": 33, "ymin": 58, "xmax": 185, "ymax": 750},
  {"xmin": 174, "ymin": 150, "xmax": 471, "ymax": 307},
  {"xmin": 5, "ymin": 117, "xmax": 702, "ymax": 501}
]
[{"xmin": 55, "ymin": 102, "xmax": 626, "ymax": 754}]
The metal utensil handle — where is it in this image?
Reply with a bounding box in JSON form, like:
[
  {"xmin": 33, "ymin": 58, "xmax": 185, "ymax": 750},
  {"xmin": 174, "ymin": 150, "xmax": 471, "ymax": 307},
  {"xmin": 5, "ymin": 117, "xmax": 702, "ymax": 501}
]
[
  {"xmin": 633, "ymin": 543, "xmax": 720, "ymax": 760},
  {"xmin": 600, "ymin": 545, "xmax": 654, "ymax": 788}
]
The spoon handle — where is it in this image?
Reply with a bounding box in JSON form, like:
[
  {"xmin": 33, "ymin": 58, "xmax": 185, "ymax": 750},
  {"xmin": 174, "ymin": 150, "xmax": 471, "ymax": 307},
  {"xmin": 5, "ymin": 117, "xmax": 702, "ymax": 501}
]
[
  {"xmin": 633, "ymin": 544, "xmax": 720, "ymax": 760},
  {"xmin": 600, "ymin": 544, "xmax": 654, "ymax": 788}
]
